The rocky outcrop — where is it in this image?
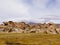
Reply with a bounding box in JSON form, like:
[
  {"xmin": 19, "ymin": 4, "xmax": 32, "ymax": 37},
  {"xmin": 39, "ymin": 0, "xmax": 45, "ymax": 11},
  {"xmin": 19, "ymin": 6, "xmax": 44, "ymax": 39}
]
[
  {"xmin": 3, "ymin": 21, "xmax": 16, "ymax": 27},
  {"xmin": 0, "ymin": 21, "xmax": 60, "ymax": 34}
]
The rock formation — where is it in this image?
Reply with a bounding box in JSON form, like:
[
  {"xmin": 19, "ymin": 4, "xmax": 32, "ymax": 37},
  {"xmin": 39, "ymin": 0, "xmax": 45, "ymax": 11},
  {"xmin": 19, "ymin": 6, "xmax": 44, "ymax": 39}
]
[{"xmin": 0, "ymin": 21, "xmax": 60, "ymax": 34}]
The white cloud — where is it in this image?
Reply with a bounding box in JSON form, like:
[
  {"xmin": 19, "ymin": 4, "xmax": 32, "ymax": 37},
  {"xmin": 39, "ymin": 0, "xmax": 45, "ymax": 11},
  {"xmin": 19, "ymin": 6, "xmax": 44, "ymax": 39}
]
[
  {"xmin": 0, "ymin": 0, "xmax": 29, "ymax": 15},
  {"xmin": 0, "ymin": 0, "xmax": 60, "ymax": 23},
  {"xmin": 0, "ymin": 0, "xmax": 32, "ymax": 22},
  {"xmin": 29, "ymin": 0, "xmax": 60, "ymax": 18}
]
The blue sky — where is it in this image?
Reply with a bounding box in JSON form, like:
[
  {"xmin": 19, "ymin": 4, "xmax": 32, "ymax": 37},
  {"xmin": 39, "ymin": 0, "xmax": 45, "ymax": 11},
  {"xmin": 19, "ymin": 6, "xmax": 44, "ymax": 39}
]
[{"xmin": 0, "ymin": 0, "xmax": 60, "ymax": 23}]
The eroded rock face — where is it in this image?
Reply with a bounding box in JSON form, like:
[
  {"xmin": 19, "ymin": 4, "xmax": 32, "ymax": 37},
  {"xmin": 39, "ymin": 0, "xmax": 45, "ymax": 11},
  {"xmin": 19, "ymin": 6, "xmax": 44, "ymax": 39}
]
[
  {"xmin": 3, "ymin": 21, "xmax": 16, "ymax": 27},
  {"xmin": 28, "ymin": 24, "xmax": 35, "ymax": 29},
  {"xmin": 0, "ymin": 21, "xmax": 60, "ymax": 34},
  {"xmin": 16, "ymin": 22, "xmax": 26, "ymax": 30}
]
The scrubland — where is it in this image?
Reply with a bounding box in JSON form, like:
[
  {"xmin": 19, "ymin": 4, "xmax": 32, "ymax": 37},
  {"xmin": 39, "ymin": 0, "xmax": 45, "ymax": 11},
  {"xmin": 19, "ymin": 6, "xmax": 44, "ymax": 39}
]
[
  {"xmin": 0, "ymin": 21, "xmax": 60, "ymax": 45},
  {"xmin": 0, "ymin": 33, "xmax": 60, "ymax": 45}
]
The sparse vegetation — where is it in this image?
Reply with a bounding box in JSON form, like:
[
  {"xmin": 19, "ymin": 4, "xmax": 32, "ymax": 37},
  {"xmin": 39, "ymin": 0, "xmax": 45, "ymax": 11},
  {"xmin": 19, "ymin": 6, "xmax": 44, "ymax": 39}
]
[
  {"xmin": 0, "ymin": 33, "xmax": 60, "ymax": 45},
  {"xmin": 0, "ymin": 21, "xmax": 60, "ymax": 45}
]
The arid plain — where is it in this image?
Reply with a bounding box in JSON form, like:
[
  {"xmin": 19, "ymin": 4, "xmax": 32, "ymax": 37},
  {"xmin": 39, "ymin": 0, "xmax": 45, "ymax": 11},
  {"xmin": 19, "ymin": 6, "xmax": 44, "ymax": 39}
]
[{"xmin": 0, "ymin": 21, "xmax": 60, "ymax": 45}]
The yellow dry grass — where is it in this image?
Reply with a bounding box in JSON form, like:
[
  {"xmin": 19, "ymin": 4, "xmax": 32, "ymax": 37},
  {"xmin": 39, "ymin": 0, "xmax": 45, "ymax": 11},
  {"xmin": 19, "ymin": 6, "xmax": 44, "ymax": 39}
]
[{"xmin": 0, "ymin": 33, "xmax": 60, "ymax": 45}]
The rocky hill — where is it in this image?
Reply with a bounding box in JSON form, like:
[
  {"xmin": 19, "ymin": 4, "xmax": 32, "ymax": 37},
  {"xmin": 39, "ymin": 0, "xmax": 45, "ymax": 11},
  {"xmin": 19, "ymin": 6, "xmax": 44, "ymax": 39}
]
[{"xmin": 0, "ymin": 21, "xmax": 60, "ymax": 34}]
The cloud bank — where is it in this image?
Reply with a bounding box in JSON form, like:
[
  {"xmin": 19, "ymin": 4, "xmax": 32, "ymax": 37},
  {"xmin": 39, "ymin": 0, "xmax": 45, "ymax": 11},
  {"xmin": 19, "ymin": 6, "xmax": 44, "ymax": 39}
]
[
  {"xmin": 0, "ymin": 0, "xmax": 32, "ymax": 22},
  {"xmin": 0, "ymin": 0, "xmax": 60, "ymax": 23}
]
